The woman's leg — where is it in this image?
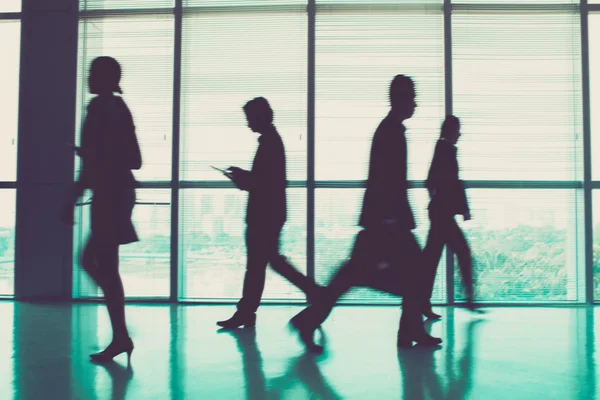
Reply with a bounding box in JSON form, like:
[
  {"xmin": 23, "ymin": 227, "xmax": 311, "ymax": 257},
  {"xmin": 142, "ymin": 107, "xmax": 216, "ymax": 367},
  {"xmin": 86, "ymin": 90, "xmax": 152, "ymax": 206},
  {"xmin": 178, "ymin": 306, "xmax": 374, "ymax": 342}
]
[
  {"xmin": 96, "ymin": 243, "xmax": 130, "ymax": 342},
  {"xmin": 80, "ymin": 236, "xmax": 105, "ymax": 288}
]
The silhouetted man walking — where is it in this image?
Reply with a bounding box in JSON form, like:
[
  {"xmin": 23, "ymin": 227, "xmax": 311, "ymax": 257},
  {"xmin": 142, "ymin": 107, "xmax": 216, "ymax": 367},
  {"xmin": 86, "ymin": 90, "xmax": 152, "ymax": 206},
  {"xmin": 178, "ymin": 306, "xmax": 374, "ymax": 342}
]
[
  {"xmin": 422, "ymin": 115, "xmax": 481, "ymax": 319},
  {"xmin": 217, "ymin": 97, "xmax": 322, "ymax": 329},
  {"xmin": 289, "ymin": 75, "xmax": 442, "ymax": 352}
]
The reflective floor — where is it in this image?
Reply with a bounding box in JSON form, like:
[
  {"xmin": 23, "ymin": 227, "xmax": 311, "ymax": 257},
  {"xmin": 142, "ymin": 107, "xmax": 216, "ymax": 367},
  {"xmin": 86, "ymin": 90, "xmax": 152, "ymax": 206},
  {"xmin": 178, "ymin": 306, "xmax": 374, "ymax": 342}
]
[{"xmin": 1, "ymin": 302, "xmax": 598, "ymax": 399}]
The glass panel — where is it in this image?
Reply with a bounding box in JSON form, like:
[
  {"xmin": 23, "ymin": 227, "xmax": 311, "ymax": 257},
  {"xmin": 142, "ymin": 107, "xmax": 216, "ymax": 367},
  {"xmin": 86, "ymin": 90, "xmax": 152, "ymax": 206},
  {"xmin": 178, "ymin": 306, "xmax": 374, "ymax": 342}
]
[
  {"xmin": 0, "ymin": 21, "xmax": 20, "ymax": 182},
  {"xmin": 0, "ymin": 0, "xmax": 21, "ymax": 12},
  {"xmin": 76, "ymin": 16, "xmax": 174, "ymax": 181},
  {"xmin": 184, "ymin": 0, "xmax": 306, "ymax": 5},
  {"xmin": 588, "ymin": 13, "xmax": 600, "ymax": 179},
  {"xmin": 180, "ymin": 188, "xmax": 307, "ymax": 300},
  {"xmin": 181, "ymin": 10, "xmax": 307, "ymax": 181},
  {"xmin": 315, "ymin": 188, "xmax": 446, "ymax": 303},
  {"xmin": 456, "ymin": 0, "xmax": 577, "ymax": 3},
  {"xmin": 591, "ymin": 191, "xmax": 600, "ymax": 301},
  {"xmin": 317, "ymin": 1, "xmax": 441, "ymax": 4},
  {"xmin": 315, "ymin": 8, "xmax": 444, "ymax": 181},
  {"xmin": 457, "ymin": 189, "xmax": 580, "ymax": 302},
  {"xmin": 0, "ymin": 190, "xmax": 15, "ymax": 297},
  {"xmin": 73, "ymin": 189, "xmax": 171, "ymax": 298},
  {"xmin": 453, "ymin": 11, "xmax": 582, "ymax": 181},
  {"xmin": 80, "ymin": 0, "xmax": 174, "ymax": 11}
]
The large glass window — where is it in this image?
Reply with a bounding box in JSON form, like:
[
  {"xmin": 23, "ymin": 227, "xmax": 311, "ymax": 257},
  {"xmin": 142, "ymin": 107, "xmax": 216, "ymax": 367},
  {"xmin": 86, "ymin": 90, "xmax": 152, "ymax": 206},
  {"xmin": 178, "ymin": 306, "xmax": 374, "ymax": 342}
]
[
  {"xmin": 80, "ymin": 0, "xmax": 174, "ymax": 11},
  {"xmin": 0, "ymin": 21, "xmax": 20, "ymax": 182},
  {"xmin": 589, "ymin": 13, "xmax": 600, "ymax": 179},
  {"xmin": 0, "ymin": 191, "xmax": 16, "ymax": 297},
  {"xmin": 179, "ymin": 4, "xmax": 308, "ymax": 301},
  {"xmin": 74, "ymin": 13, "xmax": 174, "ymax": 299},
  {"xmin": 0, "ymin": 18, "xmax": 19, "ymax": 297},
  {"xmin": 0, "ymin": 1, "xmax": 21, "ymax": 12},
  {"xmin": 452, "ymin": 10, "xmax": 582, "ymax": 181},
  {"xmin": 70, "ymin": 2, "xmax": 595, "ymax": 304},
  {"xmin": 180, "ymin": 188, "xmax": 306, "ymax": 300},
  {"xmin": 592, "ymin": 192, "xmax": 600, "ymax": 300},
  {"xmin": 180, "ymin": 6, "xmax": 307, "ymax": 181},
  {"xmin": 315, "ymin": 4, "xmax": 444, "ymax": 181},
  {"xmin": 456, "ymin": 189, "xmax": 581, "ymax": 302},
  {"xmin": 74, "ymin": 190, "xmax": 171, "ymax": 298},
  {"xmin": 76, "ymin": 15, "xmax": 174, "ymax": 181}
]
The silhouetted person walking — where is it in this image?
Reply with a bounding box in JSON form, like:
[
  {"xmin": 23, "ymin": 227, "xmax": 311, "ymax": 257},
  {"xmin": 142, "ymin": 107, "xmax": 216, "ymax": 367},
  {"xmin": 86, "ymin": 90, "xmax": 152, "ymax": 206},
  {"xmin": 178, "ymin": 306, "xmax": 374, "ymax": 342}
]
[
  {"xmin": 422, "ymin": 116, "xmax": 481, "ymax": 319},
  {"xmin": 217, "ymin": 97, "xmax": 322, "ymax": 329},
  {"xmin": 60, "ymin": 56, "xmax": 141, "ymax": 363},
  {"xmin": 289, "ymin": 75, "xmax": 442, "ymax": 352}
]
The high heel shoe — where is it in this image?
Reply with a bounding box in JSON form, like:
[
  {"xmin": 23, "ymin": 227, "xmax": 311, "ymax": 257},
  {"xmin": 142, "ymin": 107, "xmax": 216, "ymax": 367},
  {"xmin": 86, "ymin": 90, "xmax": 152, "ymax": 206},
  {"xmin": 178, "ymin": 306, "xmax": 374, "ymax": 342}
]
[
  {"xmin": 90, "ymin": 337, "xmax": 134, "ymax": 363},
  {"xmin": 217, "ymin": 312, "xmax": 256, "ymax": 329}
]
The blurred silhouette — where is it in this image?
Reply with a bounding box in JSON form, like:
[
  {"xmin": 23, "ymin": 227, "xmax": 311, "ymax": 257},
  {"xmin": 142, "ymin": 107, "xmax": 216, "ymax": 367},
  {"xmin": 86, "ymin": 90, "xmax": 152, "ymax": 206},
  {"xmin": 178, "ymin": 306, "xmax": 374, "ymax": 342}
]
[
  {"xmin": 218, "ymin": 328, "xmax": 268, "ymax": 400},
  {"xmin": 217, "ymin": 97, "xmax": 323, "ymax": 329},
  {"xmin": 289, "ymin": 75, "xmax": 441, "ymax": 353},
  {"xmin": 59, "ymin": 56, "xmax": 141, "ymax": 363},
  {"xmin": 95, "ymin": 361, "xmax": 134, "ymax": 400},
  {"xmin": 422, "ymin": 116, "xmax": 482, "ymax": 318}
]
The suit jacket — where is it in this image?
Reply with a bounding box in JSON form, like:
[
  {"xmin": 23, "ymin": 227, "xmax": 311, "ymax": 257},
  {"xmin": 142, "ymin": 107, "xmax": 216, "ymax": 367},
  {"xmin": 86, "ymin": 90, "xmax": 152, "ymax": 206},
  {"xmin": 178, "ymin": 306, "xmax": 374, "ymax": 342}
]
[
  {"xmin": 359, "ymin": 113, "xmax": 416, "ymax": 230},
  {"xmin": 426, "ymin": 139, "xmax": 470, "ymax": 216},
  {"xmin": 77, "ymin": 95, "xmax": 142, "ymax": 194},
  {"xmin": 236, "ymin": 127, "xmax": 287, "ymax": 229}
]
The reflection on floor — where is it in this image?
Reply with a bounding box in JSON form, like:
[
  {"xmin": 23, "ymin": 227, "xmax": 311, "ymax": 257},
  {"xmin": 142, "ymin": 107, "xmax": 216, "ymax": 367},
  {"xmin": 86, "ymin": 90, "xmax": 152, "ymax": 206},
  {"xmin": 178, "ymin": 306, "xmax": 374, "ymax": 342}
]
[{"xmin": 0, "ymin": 302, "xmax": 596, "ymax": 399}]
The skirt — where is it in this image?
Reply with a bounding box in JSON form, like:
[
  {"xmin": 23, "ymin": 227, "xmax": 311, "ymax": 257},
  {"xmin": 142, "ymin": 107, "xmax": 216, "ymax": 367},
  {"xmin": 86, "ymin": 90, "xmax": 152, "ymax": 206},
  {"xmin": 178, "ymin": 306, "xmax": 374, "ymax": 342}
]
[{"xmin": 90, "ymin": 187, "xmax": 139, "ymax": 246}]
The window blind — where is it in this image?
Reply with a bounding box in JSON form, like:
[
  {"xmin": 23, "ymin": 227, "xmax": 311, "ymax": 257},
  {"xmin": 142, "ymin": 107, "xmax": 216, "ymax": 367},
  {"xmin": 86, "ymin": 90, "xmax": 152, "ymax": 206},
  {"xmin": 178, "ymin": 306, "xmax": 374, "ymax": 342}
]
[
  {"xmin": 588, "ymin": 13, "xmax": 600, "ymax": 178},
  {"xmin": 0, "ymin": 20, "xmax": 19, "ymax": 297},
  {"xmin": 0, "ymin": 0, "xmax": 20, "ymax": 12},
  {"xmin": 80, "ymin": 0, "xmax": 174, "ymax": 11},
  {"xmin": 452, "ymin": 9, "xmax": 582, "ymax": 181},
  {"xmin": 180, "ymin": 6, "xmax": 307, "ymax": 181},
  {"xmin": 184, "ymin": 0, "xmax": 306, "ymax": 6},
  {"xmin": 317, "ymin": 0, "xmax": 440, "ymax": 4},
  {"xmin": 314, "ymin": 3, "xmax": 445, "ymax": 181},
  {"xmin": 76, "ymin": 15, "xmax": 174, "ymax": 181},
  {"xmin": 455, "ymin": 0, "xmax": 577, "ymax": 4},
  {"xmin": 0, "ymin": 21, "xmax": 20, "ymax": 182}
]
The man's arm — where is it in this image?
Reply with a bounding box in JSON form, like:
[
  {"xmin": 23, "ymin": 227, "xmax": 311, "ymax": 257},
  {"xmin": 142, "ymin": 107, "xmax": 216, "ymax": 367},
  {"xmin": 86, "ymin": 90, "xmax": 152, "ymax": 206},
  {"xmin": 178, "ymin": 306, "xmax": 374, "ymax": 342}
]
[
  {"xmin": 227, "ymin": 167, "xmax": 253, "ymax": 191},
  {"xmin": 122, "ymin": 109, "xmax": 142, "ymax": 170}
]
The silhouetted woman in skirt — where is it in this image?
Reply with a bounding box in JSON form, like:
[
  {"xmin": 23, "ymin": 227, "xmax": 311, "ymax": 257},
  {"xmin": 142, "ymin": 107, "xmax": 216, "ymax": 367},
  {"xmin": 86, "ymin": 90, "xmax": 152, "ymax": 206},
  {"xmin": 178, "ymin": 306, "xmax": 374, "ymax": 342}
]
[{"xmin": 61, "ymin": 56, "xmax": 141, "ymax": 363}]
